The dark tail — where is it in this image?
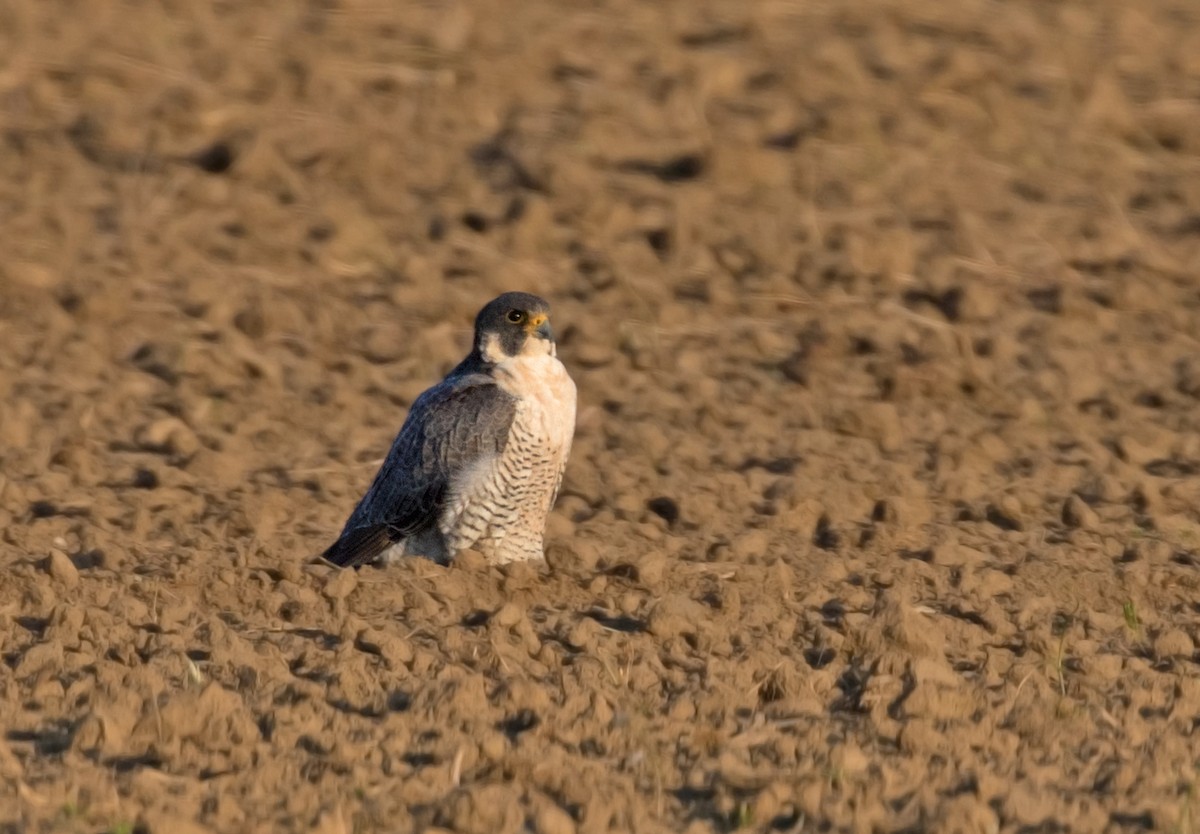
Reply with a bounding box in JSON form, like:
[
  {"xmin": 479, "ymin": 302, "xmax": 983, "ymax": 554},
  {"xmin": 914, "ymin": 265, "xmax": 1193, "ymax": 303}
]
[{"xmin": 319, "ymin": 525, "xmax": 391, "ymax": 568}]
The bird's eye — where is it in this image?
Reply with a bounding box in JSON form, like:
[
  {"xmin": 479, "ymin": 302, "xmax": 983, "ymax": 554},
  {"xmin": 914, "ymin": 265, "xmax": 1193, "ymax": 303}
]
[{"xmin": 506, "ymin": 310, "xmax": 525, "ymax": 324}]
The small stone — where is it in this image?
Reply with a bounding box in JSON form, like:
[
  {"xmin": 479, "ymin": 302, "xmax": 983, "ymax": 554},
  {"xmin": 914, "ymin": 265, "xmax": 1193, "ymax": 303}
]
[
  {"xmin": 976, "ymin": 433, "xmax": 1010, "ymax": 463},
  {"xmin": 493, "ymin": 602, "xmax": 524, "ymax": 629},
  {"xmin": 479, "ymin": 732, "xmax": 507, "ymax": 762},
  {"xmin": 1089, "ymin": 653, "xmax": 1124, "ymax": 679},
  {"xmin": 544, "ymin": 513, "xmax": 575, "ymax": 544},
  {"xmin": 731, "ymin": 530, "xmax": 771, "ymax": 561},
  {"xmin": 542, "ymin": 542, "xmax": 575, "ymax": 574},
  {"xmin": 1103, "ymin": 537, "xmax": 1127, "ymax": 560},
  {"xmin": 566, "ymin": 617, "xmax": 601, "ymax": 651},
  {"xmin": 533, "ymin": 800, "xmax": 577, "ymax": 834},
  {"xmin": 41, "ymin": 679, "xmax": 84, "ymax": 715},
  {"xmin": 16, "ymin": 642, "xmax": 63, "ymax": 677},
  {"xmin": 48, "ymin": 606, "xmax": 85, "ymax": 649},
  {"xmin": 312, "ymin": 806, "xmax": 350, "ymax": 834},
  {"xmin": 636, "ymin": 551, "xmax": 667, "ymax": 586},
  {"xmin": 1154, "ymin": 628, "xmax": 1194, "ymax": 658},
  {"xmin": 1131, "ymin": 480, "xmax": 1161, "ymax": 514},
  {"xmin": 46, "ymin": 549, "xmax": 79, "ymax": 588},
  {"xmin": 453, "ymin": 548, "xmax": 490, "ymax": 573},
  {"xmin": 136, "ymin": 417, "xmax": 200, "ymax": 457},
  {"xmin": 1142, "ymin": 99, "xmax": 1200, "ymax": 154},
  {"xmin": 360, "ymin": 326, "xmax": 406, "ymax": 364},
  {"xmin": 633, "ymin": 521, "xmax": 664, "ymax": 542},
  {"xmin": 612, "ymin": 492, "xmax": 643, "ymax": 520},
  {"xmin": 278, "ymin": 580, "xmax": 320, "ymax": 606},
  {"xmin": 355, "ymin": 628, "xmax": 413, "ymax": 666},
  {"xmin": 667, "ymin": 698, "xmax": 696, "ymax": 721},
  {"xmin": 1118, "ymin": 430, "xmax": 1173, "ymax": 467},
  {"xmin": 1062, "ymin": 359, "xmax": 1105, "ymax": 403},
  {"xmin": 618, "ymin": 592, "xmax": 641, "ymax": 615},
  {"xmin": 796, "ymin": 781, "xmax": 823, "ymax": 818},
  {"xmin": 572, "ymin": 338, "xmax": 616, "ymax": 369},
  {"xmin": 570, "ymin": 540, "xmax": 601, "ymax": 573},
  {"xmin": 831, "ymin": 743, "xmax": 870, "ymax": 777},
  {"xmin": 931, "ymin": 544, "xmax": 988, "ymax": 571},
  {"xmin": 322, "ymin": 569, "xmax": 357, "ymax": 601},
  {"xmin": 986, "ymin": 497, "xmax": 1023, "ymax": 532},
  {"xmin": 1019, "ymin": 397, "xmax": 1047, "ymax": 423},
  {"xmin": 960, "ymin": 281, "xmax": 1001, "ymax": 321},
  {"xmin": 1062, "ymin": 495, "xmax": 1099, "ymax": 529},
  {"xmin": 9, "ymin": 261, "xmax": 58, "ymax": 289},
  {"xmin": 864, "ymin": 402, "xmax": 903, "ymax": 453},
  {"xmin": 647, "ymin": 595, "xmax": 708, "ymax": 641},
  {"xmin": 717, "ymin": 750, "xmax": 765, "ymax": 790}
]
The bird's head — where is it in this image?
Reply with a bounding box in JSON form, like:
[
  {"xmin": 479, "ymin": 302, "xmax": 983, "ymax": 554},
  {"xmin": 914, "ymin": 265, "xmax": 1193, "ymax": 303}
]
[{"xmin": 473, "ymin": 291, "xmax": 556, "ymax": 363}]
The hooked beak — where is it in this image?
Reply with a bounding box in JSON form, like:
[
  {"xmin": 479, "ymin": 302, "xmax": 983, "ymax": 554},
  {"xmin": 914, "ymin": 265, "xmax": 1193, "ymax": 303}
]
[{"xmin": 528, "ymin": 313, "xmax": 553, "ymax": 341}]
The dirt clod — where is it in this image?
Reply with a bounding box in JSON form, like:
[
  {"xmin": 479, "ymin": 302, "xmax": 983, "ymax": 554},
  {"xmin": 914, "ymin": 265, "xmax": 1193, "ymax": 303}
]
[{"xmin": 45, "ymin": 549, "xmax": 80, "ymax": 588}]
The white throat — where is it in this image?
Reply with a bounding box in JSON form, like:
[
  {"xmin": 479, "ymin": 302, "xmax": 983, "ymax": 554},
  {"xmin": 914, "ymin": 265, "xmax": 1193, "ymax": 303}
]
[
  {"xmin": 480, "ymin": 332, "xmax": 556, "ymax": 365},
  {"xmin": 488, "ymin": 342, "xmax": 577, "ymax": 452}
]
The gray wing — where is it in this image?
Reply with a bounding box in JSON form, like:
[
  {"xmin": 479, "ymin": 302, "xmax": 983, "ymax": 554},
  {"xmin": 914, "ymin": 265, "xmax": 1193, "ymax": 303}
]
[{"xmin": 322, "ymin": 374, "xmax": 517, "ymax": 567}]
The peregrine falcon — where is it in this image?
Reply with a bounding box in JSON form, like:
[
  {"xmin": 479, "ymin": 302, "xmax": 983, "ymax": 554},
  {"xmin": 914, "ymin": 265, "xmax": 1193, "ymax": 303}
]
[{"xmin": 321, "ymin": 292, "xmax": 577, "ymax": 567}]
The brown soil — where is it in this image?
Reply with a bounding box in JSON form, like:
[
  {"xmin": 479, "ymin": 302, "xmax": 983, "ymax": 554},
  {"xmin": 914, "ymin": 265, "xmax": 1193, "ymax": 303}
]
[{"xmin": 3, "ymin": 1, "xmax": 1200, "ymax": 832}]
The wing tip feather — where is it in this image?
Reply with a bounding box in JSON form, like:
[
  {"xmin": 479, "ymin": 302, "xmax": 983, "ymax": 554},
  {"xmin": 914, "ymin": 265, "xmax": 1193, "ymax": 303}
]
[{"xmin": 320, "ymin": 525, "xmax": 391, "ymax": 569}]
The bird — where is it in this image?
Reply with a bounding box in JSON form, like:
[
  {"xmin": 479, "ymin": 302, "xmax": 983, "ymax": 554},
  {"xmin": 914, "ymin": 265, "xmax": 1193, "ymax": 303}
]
[{"xmin": 321, "ymin": 292, "xmax": 577, "ymax": 568}]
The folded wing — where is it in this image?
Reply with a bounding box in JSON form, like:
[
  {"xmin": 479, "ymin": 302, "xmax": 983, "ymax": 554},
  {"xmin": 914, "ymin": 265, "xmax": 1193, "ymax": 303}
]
[{"xmin": 321, "ymin": 374, "xmax": 517, "ymax": 567}]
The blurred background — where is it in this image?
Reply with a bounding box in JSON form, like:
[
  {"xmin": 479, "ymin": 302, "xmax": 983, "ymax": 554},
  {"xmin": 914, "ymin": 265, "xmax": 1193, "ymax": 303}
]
[{"xmin": 2, "ymin": 0, "xmax": 1200, "ymax": 832}]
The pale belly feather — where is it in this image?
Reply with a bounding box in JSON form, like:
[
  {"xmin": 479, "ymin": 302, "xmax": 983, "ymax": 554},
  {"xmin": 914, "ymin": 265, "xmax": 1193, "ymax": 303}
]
[{"xmin": 449, "ymin": 351, "xmax": 576, "ymax": 564}]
